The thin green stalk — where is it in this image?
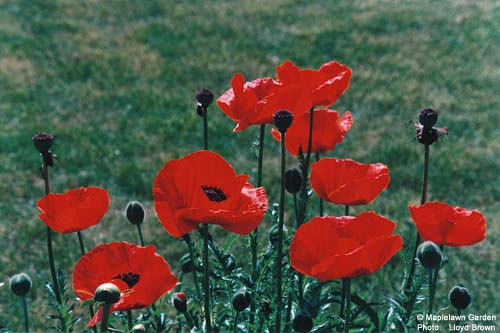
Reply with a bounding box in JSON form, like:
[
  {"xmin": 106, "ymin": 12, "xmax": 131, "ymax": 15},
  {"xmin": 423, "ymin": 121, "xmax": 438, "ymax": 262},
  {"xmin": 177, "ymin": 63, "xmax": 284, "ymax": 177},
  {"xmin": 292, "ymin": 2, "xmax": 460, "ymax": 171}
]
[
  {"xmin": 100, "ymin": 304, "xmax": 111, "ymax": 333},
  {"xmin": 77, "ymin": 231, "xmax": 98, "ymax": 333},
  {"xmin": 22, "ymin": 296, "xmax": 29, "ymax": 333},
  {"xmin": 405, "ymin": 143, "xmax": 430, "ymax": 316},
  {"xmin": 127, "ymin": 309, "xmax": 133, "ymax": 330},
  {"xmin": 233, "ymin": 311, "xmax": 240, "ymax": 333},
  {"xmin": 184, "ymin": 236, "xmax": 202, "ymax": 302},
  {"xmin": 343, "ymin": 278, "xmax": 352, "ymax": 333},
  {"xmin": 275, "ymin": 131, "xmax": 287, "ymax": 333},
  {"xmin": 183, "ymin": 310, "xmax": 194, "ymax": 328},
  {"xmin": 430, "ymin": 245, "xmax": 444, "ymax": 314},
  {"xmin": 42, "ymin": 157, "xmax": 62, "ymax": 304},
  {"xmin": 203, "ymin": 107, "xmax": 208, "ymax": 150},
  {"xmin": 202, "ymin": 223, "xmax": 212, "ymax": 332},
  {"xmin": 293, "ymin": 193, "xmax": 304, "ymax": 308},
  {"xmin": 136, "ymin": 224, "xmax": 145, "ymax": 247},
  {"xmin": 298, "ymin": 107, "xmax": 315, "ymax": 225},
  {"xmin": 316, "ymin": 152, "xmax": 324, "ymax": 217},
  {"xmin": 340, "ymin": 206, "xmax": 350, "ymax": 318},
  {"xmin": 249, "ymin": 124, "xmax": 266, "ymax": 333},
  {"xmin": 427, "ymin": 269, "xmax": 435, "ymax": 314}
]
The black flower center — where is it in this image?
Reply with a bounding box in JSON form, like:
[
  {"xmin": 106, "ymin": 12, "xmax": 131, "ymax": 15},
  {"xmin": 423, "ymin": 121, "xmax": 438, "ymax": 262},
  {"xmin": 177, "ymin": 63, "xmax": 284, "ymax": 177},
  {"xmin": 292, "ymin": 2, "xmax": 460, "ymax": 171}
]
[
  {"xmin": 113, "ymin": 272, "xmax": 140, "ymax": 288},
  {"xmin": 201, "ymin": 185, "xmax": 227, "ymax": 202}
]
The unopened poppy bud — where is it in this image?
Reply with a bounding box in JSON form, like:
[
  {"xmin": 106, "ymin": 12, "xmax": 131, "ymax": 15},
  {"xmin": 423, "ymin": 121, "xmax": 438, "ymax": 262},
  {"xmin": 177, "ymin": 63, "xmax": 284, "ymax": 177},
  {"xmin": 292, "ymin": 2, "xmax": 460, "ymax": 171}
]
[
  {"xmin": 449, "ymin": 285, "xmax": 471, "ymax": 310},
  {"xmin": 273, "ymin": 109, "xmax": 293, "ymax": 133},
  {"xmin": 232, "ymin": 290, "xmax": 251, "ymax": 312},
  {"xmin": 285, "ymin": 168, "xmax": 302, "ymax": 194},
  {"xmin": 94, "ymin": 283, "xmax": 121, "ymax": 304},
  {"xmin": 418, "ymin": 108, "xmax": 438, "ymax": 129},
  {"xmin": 417, "ymin": 241, "xmax": 442, "ymax": 270},
  {"xmin": 32, "ymin": 132, "xmax": 54, "ymax": 153},
  {"xmin": 196, "ymin": 88, "xmax": 214, "ymax": 108},
  {"xmin": 224, "ymin": 254, "xmax": 236, "ymax": 272},
  {"xmin": 180, "ymin": 253, "xmax": 194, "ymax": 273},
  {"xmin": 173, "ymin": 292, "xmax": 187, "ymax": 312},
  {"xmin": 293, "ymin": 313, "xmax": 313, "ymax": 332},
  {"xmin": 125, "ymin": 201, "xmax": 145, "ymax": 225},
  {"xmin": 9, "ymin": 273, "xmax": 32, "ymax": 297},
  {"xmin": 131, "ymin": 324, "xmax": 146, "ymax": 333}
]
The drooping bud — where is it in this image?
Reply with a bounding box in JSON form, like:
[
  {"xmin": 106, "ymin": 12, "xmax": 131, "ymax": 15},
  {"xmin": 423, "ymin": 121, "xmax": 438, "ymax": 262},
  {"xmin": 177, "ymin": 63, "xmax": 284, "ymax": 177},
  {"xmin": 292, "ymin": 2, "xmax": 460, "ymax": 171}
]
[
  {"xmin": 196, "ymin": 88, "xmax": 214, "ymax": 108},
  {"xmin": 293, "ymin": 312, "xmax": 313, "ymax": 332},
  {"xmin": 32, "ymin": 132, "xmax": 54, "ymax": 154},
  {"xmin": 285, "ymin": 168, "xmax": 302, "ymax": 194},
  {"xmin": 449, "ymin": 285, "xmax": 472, "ymax": 310},
  {"xmin": 232, "ymin": 289, "xmax": 251, "ymax": 312},
  {"xmin": 131, "ymin": 324, "xmax": 146, "ymax": 333},
  {"xmin": 418, "ymin": 108, "xmax": 438, "ymax": 129},
  {"xmin": 172, "ymin": 292, "xmax": 187, "ymax": 312},
  {"xmin": 180, "ymin": 253, "xmax": 194, "ymax": 273},
  {"xmin": 94, "ymin": 283, "xmax": 121, "ymax": 304},
  {"xmin": 9, "ymin": 273, "xmax": 32, "ymax": 297},
  {"xmin": 417, "ymin": 241, "xmax": 442, "ymax": 270},
  {"xmin": 273, "ymin": 109, "xmax": 293, "ymax": 133},
  {"xmin": 125, "ymin": 201, "xmax": 145, "ymax": 225}
]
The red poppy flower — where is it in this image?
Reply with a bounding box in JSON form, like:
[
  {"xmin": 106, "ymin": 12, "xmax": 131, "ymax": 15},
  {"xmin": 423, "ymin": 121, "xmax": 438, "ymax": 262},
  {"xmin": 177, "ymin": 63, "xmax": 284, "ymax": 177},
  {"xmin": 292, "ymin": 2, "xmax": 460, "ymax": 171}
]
[
  {"xmin": 310, "ymin": 158, "xmax": 390, "ymax": 205},
  {"xmin": 270, "ymin": 109, "xmax": 353, "ymax": 156},
  {"xmin": 153, "ymin": 150, "xmax": 268, "ymax": 237},
  {"xmin": 37, "ymin": 186, "xmax": 109, "ymax": 233},
  {"xmin": 290, "ymin": 212, "xmax": 403, "ymax": 281},
  {"xmin": 409, "ymin": 202, "xmax": 486, "ymax": 246},
  {"xmin": 216, "ymin": 73, "xmax": 280, "ymax": 131},
  {"xmin": 73, "ymin": 242, "xmax": 177, "ymax": 327}
]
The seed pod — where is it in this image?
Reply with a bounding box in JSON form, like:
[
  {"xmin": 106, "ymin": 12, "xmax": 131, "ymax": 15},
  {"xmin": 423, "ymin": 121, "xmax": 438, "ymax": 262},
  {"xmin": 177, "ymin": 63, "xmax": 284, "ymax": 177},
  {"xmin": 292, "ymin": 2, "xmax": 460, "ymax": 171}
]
[
  {"xmin": 32, "ymin": 132, "xmax": 54, "ymax": 153},
  {"xmin": 449, "ymin": 285, "xmax": 472, "ymax": 310},
  {"xmin": 273, "ymin": 109, "xmax": 293, "ymax": 133},
  {"xmin": 9, "ymin": 273, "xmax": 32, "ymax": 297},
  {"xmin": 196, "ymin": 88, "xmax": 214, "ymax": 108}
]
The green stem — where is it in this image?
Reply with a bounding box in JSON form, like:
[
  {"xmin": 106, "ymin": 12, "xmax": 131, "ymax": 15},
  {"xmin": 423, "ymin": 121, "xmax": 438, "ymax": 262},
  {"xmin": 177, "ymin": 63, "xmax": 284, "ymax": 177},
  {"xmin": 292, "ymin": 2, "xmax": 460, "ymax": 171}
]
[
  {"xmin": 427, "ymin": 269, "xmax": 435, "ymax": 314},
  {"xmin": 136, "ymin": 224, "xmax": 145, "ymax": 247},
  {"xmin": 203, "ymin": 224, "xmax": 212, "ymax": 332},
  {"xmin": 42, "ymin": 157, "xmax": 62, "ymax": 305},
  {"xmin": 340, "ymin": 206, "xmax": 350, "ymax": 319},
  {"xmin": 404, "ymin": 143, "xmax": 430, "ymax": 316},
  {"xmin": 127, "ymin": 309, "xmax": 133, "ymax": 331},
  {"xmin": 292, "ymin": 193, "xmax": 304, "ymax": 308},
  {"xmin": 203, "ymin": 107, "xmax": 208, "ymax": 150},
  {"xmin": 275, "ymin": 131, "xmax": 287, "ymax": 333},
  {"xmin": 183, "ymin": 235, "xmax": 202, "ymax": 303},
  {"xmin": 343, "ymin": 278, "xmax": 351, "ymax": 333},
  {"xmin": 77, "ymin": 231, "xmax": 98, "ymax": 333},
  {"xmin": 22, "ymin": 296, "xmax": 29, "ymax": 333},
  {"xmin": 233, "ymin": 311, "xmax": 240, "ymax": 333},
  {"xmin": 298, "ymin": 107, "xmax": 315, "ymax": 226},
  {"xmin": 316, "ymin": 152, "xmax": 324, "ymax": 217},
  {"xmin": 100, "ymin": 304, "xmax": 111, "ymax": 333},
  {"xmin": 183, "ymin": 310, "xmax": 194, "ymax": 328},
  {"xmin": 249, "ymin": 124, "xmax": 265, "ymax": 333},
  {"xmin": 430, "ymin": 245, "xmax": 444, "ymax": 314}
]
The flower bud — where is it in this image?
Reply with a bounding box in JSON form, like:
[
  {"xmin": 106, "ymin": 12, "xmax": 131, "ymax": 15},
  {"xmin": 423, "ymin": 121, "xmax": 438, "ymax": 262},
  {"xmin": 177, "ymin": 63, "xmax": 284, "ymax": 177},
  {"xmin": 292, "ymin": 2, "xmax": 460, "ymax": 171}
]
[
  {"xmin": 172, "ymin": 292, "xmax": 187, "ymax": 312},
  {"xmin": 32, "ymin": 132, "xmax": 54, "ymax": 153},
  {"xmin": 418, "ymin": 108, "xmax": 438, "ymax": 129},
  {"xmin": 417, "ymin": 241, "xmax": 442, "ymax": 270},
  {"xmin": 232, "ymin": 290, "xmax": 251, "ymax": 312},
  {"xmin": 125, "ymin": 201, "xmax": 145, "ymax": 225},
  {"xmin": 285, "ymin": 168, "xmax": 302, "ymax": 194},
  {"xmin": 180, "ymin": 253, "xmax": 194, "ymax": 273},
  {"xmin": 196, "ymin": 88, "xmax": 214, "ymax": 108},
  {"xmin": 131, "ymin": 324, "xmax": 146, "ymax": 333},
  {"xmin": 94, "ymin": 283, "xmax": 121, "ymax": 304},
  {"xmin": 273, "ymin": 109, "xmax": 293, "ymax": 133},
  {"xmin": 449, "ymin": 285, "xmax": 471, "ymax": 310},
  {"xmin": 293, "ymin": 313, "xmax": 313, "ymax": 332},
  {"xmin": 9, "ymin": 273, "xmax": 32, "ymax": 297}
]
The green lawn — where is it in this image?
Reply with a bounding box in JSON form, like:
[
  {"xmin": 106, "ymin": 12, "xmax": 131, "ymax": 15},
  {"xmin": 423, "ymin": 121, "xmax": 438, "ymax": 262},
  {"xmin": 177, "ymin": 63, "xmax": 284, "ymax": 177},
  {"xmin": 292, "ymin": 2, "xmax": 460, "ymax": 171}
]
[{"xmin": 1, "ymin": 0, "xmax": 499, "ymax": 331}]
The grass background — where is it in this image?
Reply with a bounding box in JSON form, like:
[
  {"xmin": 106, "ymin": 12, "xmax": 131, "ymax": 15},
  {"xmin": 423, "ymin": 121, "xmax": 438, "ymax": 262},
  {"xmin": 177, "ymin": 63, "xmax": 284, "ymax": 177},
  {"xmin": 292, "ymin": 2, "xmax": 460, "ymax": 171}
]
[{"xmin": 1, "ymin": 0, "xmax": 498, "ymax": 331}]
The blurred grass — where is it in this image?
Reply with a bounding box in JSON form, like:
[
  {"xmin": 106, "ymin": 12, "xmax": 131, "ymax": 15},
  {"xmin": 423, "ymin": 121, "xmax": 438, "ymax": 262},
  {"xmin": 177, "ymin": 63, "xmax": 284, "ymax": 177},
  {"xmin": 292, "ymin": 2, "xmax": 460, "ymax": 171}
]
[{"xmin": 0, "ymin": 0, "xmax": 499, "ymax": 331}]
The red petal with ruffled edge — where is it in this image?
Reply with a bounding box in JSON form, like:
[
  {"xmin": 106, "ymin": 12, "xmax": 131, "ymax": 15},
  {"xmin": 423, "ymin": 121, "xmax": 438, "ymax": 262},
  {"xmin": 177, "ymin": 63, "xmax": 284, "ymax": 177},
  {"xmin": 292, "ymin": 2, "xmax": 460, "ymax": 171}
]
[
  {"xmin": 37, "ymin": 186, "xmax": 109, "ymax": 233},
  {"xmin": 409, "ymin": 202, "xmax": 486, "ymax": 246},
  {"xmin": 153, "ymin": 150, "xmax": 268, "ymax": 237},
  {"xmin": 290, "ymin": 212, "xmax": 402, "ymax": 281},
  {"xmin": 310, "ymin": 158, "xmax": 390, "ymax": 205}
]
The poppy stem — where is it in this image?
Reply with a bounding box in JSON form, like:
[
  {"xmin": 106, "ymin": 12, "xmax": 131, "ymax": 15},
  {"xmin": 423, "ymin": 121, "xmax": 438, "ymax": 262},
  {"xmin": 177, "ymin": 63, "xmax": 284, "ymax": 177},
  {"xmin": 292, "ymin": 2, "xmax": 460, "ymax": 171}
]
[
  {"xmin": 293, "ymin": 193, "xmax": 304, "ymax": 308},
  {"xmin": 345, "ymin": 205, "xmax": 349, "ymax": 216},
  {"xmin": 41, "ymin": 154, "xmax": 62, "ymax": 305},
  {"xmin": 249, "ymin": 124, "xmax": 265, "ymax": 333},
  {"xmin": 203, "ymin": 106, "xmax": 208, "ymax": 150},
  {"xmin": 316, "ymin": 152, "xmax": 324, "ymax": 217},
  {"xmin": 343, "ymin": 278, "xmax": 352, "ymax": 333},
  {"xmin": 183, "ymin": 235, "xmax": 203, "ymax": 304},
  {"xmin": 298, "ymin": 107, "xmax": 315, "ymax": 226},
  {"xmin": 427, "ymin": 269, "xmax": 435, "ymax": 314},
  {"xmin": 233, "ymin": 311, "xmax": 240, "ymax": 333},
  {"xmin": 22, "ymin": 296, "xmax": 29, "ymax": 333},
  {"xmin": 127, "ymin": 309, "xmax": 133, "ymax": 330},
  {"xmin": 430, "ymin": 245, "xmax": 444, "ymax": 314},
  {"xmin": 340, "ymin": 205, "xmax": 350, "ymax": 318},
  {"xmin": 136, "ymin": 224, "xmax": 145, "ymax": 247},
  {"xmin": 100, "ymin": 304, "xmax": 111, "ymax": 333},
  {"xmin": 404, "ymin": 143, "xmax": 430, "ymax": 316},
  {"xmin": 76, "ymin": 231, "xmax": 98, "ymax": 333},
  {"xmin": 275, "ymin": 131, "xmax": 287, "ymax": 333},
  {"xmin": 202, "ymin": 223, "xmax": 212, "ymax": 332}
]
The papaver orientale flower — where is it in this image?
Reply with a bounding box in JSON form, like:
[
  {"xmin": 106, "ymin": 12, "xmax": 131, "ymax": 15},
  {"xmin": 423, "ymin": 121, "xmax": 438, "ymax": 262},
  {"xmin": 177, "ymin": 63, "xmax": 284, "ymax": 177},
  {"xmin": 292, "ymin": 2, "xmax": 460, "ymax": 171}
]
[
  {"xmin": 290, "ymin": 212, "xmax": 402, "ymax": 281},
  {"xmin": 216, "ymin": 73, "xmax": 280, "ymax": 131},
  {"xmin": 310, "ymin": 158, "xmax": 390, "ymax": 205},
  {"xmin": 37, "ymin": 186, "xmax": 109, "ymax": 233},
  {"xmin": 409, "ymin": 202, "xmax": 486, "ymax": 246},
  {"xmin": 271, "ymin": 109, "xmax": 353, "ymax": 156},
  {"xmin": 73, "ymin": 242, "xmax": 177, "ymax": 326},
  {"xmin": 153, "ymin": 150, "xmax": 268, "ymax": 237}
]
